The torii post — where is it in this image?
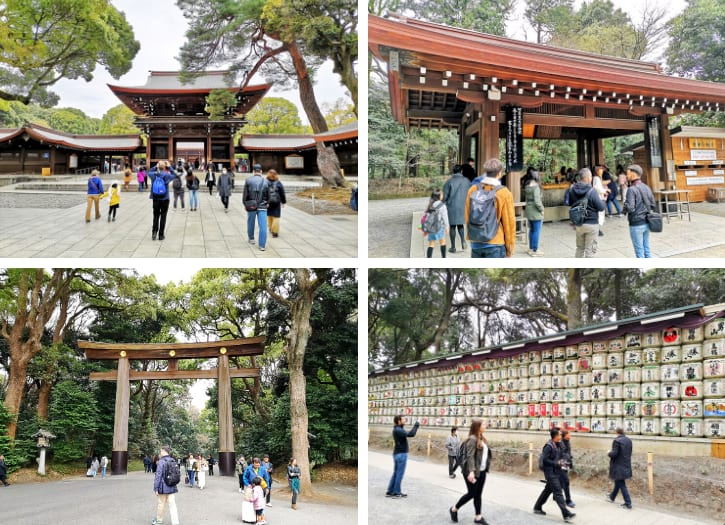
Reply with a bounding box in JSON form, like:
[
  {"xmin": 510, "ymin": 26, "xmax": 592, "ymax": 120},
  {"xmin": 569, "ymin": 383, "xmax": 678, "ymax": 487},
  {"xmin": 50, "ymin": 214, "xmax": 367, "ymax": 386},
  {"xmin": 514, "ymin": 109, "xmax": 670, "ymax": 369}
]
[{"xmin": 80, "ymin": 337, "xmax": 265, "ymax": 476}]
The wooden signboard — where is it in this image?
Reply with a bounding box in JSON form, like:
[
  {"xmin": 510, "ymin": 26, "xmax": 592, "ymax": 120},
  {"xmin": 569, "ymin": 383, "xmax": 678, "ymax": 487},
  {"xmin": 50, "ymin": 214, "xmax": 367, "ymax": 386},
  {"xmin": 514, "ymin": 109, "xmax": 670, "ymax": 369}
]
[{"xmin": 689, "ymin": 138, "xmax": 717, "ymax": 149}]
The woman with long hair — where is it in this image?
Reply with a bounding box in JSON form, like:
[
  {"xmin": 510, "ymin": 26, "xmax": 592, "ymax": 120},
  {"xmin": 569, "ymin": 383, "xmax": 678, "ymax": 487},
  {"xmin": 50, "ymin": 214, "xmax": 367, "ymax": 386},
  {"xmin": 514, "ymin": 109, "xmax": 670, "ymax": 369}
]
[
  {"xmin": 449, "ymin": 419, "xmax": 492, "ymax": 525},
  {"xmin": 287, "ymin": 457, "xmax": 301, "ymax": 509}
]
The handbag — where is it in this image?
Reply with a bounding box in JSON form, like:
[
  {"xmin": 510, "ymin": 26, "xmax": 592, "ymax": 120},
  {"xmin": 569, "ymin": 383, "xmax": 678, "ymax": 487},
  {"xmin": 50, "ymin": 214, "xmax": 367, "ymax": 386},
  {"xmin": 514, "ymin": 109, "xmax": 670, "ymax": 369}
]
[
  {"xmin": 243, "ymin": 199, "xmax": 258, "ymax": 211},
  {"xmin": 646, "ymin": 211, "xmax": 663, "ymax": 233}
]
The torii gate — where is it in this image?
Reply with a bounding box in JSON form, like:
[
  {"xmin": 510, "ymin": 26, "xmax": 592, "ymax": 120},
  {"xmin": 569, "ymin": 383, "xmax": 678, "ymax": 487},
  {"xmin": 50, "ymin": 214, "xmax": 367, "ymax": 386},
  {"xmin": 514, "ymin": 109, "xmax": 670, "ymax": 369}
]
[{"xmin": 79, "ymin": 337, "xmax": 265, "ymax": 476}]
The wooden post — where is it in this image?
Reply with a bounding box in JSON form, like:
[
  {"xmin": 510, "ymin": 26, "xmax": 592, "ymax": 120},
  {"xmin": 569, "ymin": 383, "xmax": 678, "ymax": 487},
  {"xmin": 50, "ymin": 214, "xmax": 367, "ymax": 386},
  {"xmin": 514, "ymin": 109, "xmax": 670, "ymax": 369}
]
[
  {"xmin": 647, "ymin": 452, "xmax": 654, "ymax": 495},
  {"xmin": 528, "ymin": 442, "xmax": 533, "ymax": 475},
  {"xmin": 111, "ymin": 356, "xmax": 130, "ymax": 475},
  {"xmin": 217, "ymin": 352, "xmax": 235, "ymax": 476},
  {"xmin": 427, "ymin": 433, "xmax": 431, "ymax": 457}
]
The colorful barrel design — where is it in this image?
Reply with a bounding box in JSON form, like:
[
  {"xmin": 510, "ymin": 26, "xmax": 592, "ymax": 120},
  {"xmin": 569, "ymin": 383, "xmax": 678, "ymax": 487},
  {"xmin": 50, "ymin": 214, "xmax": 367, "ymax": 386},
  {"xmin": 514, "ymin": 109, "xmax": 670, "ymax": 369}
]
[
  {"xmin": 578, "ymin": 343, "xmax": 592, "ymax": 356},
  {"xmin": 591, "ymin": 417, "xmax": 606, "ymax": 432},
  {"xmin": 642, "ymin": 400, "xmax": 659, "ymax": 417},
  {"xmin": 661, "ymin": 400, "xmax": 679, "ymax": 417},
  {"xmin": 623, "ymin": 401, "xmax": 641, "ymax": 418},
  {"xmin": 704, "ymin": 399, "xmax": 725, "ymax": 417},
  {"xmin": 641, "ymin": 382, "xmax": 660, "ymax": 399},
  {"xmin": 662, "ymin": 327, "xmax": 681, "ymax": 345},
  {"xmin": 681, "ymin": 400, "xmax": 703, "ymax": 418},
  {"xmin": 575, "ymin": 418, "xmax": 591, "ymax": 432},
  {"xmin": 592, "ymin": 341, "xmax": 607, "ymax": 353},
  {"xmin": 681, "ymin": 381, "xmax": 704, "ymax": 399},
  {"xmin": 661, "ymin": 418, "xmax": 680, "ymax": 436}
]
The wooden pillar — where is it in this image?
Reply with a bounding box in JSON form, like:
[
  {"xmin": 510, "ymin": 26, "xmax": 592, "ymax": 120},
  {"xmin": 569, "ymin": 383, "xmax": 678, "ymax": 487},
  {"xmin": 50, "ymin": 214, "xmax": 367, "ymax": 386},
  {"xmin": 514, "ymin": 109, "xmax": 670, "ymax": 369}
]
[
  {"xmin": 207, "ymin": 135, "xmax": 212, "ymax": 167},
  {"xmin": 659, "ymin": 114, "xmax": 674, "ymax": 191},
  {"xmin": 576, "ymin": 135, "xmax": 587, "ymax": 170},
  {"xmin": 111, "ymin": 357, "xmax": 130, "ymax": 475},
  {"xmin": 168, "ymin": 133, "xmax": 174, "ymax": 165},
  {"xmin": 145, "ymin": 136, "xmax": 151, "ymax": 167},
  {"xmin": 480, "ymin": 100, "xmax": 500, "ymax": 162},
  {"xmin": 217, "ymin": 353, "xmax": 235, "ymax": 476}
]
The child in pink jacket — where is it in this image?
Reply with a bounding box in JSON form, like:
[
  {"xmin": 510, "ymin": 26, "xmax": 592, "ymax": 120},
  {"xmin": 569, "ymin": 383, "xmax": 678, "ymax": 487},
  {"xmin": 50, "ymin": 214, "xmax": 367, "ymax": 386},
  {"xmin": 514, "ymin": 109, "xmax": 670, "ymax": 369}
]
[{"xmin": 251, "ymin": 476, "xmax": 266, "ymax": 524}]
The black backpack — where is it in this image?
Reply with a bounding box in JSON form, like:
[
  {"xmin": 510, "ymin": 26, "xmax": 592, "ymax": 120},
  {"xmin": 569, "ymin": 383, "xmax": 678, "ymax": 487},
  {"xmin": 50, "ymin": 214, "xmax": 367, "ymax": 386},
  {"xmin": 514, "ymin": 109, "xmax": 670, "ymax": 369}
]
[
  {"xmin": 456, "ymin": 438, "xmax": 469, "ymax": 471},
  {"xmin": 164, "ymin": 458, "xmax": 181, "ymax": 486},
  {"xmin": 268, "ymin": 181, "xmax": 280, "ymax": 204},
  {"xmin": 172, "ymin": 176, "xmax": 182, "ymax": 190},
  {"xmin": 569, "ymin": 189, "xmax": 593, "ymax": 226},
  {"xmin": 468, "ymin": 184, "xmax": 503, "ymax": 242}
]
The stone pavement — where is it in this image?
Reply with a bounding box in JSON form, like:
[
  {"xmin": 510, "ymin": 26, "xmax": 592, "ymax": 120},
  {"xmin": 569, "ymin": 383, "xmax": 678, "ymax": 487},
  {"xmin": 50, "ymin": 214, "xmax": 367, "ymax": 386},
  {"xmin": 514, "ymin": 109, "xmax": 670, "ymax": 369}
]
[
  {"xmin": 0, "ymin": 185, "xmax": 357, "ymax": 258},
  {"xmin": 368, "ymin": 450, "xmax": 719, "ymax": 525},
  {"xmin": 1, "ymin": 469, "xmax": 356, "ymax": 525}
]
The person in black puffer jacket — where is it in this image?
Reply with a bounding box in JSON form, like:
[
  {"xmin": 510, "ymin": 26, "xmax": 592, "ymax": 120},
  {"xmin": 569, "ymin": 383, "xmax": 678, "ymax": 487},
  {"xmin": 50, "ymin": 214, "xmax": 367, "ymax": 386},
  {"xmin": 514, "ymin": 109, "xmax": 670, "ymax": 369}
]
[{"xmin": 569, "ymin": 168, "xmax": 606, "ymax": 258}]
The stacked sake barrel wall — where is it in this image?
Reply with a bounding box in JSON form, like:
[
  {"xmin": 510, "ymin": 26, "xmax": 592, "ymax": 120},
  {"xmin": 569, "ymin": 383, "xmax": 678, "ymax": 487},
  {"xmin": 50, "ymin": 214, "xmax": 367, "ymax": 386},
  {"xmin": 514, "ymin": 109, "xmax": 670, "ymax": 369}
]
[{"xmin": 368, "ymin": 318, "xmax": 725, "ymax": 438}]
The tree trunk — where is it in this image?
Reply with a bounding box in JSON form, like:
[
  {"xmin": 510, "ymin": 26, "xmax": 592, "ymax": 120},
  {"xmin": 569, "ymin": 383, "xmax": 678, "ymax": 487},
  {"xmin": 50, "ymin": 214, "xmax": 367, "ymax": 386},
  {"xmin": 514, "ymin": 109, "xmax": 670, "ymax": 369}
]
[
  {"xmin": 287, "ymin": 41, "xmax": 345, "ymax": 188},
  {"xmin": 567, "ymin": 268, "xmax": 583, "ymax": 330},
  {"xmin": 4, "ymin": 354, "xmax": 31, "ymax": 439},
  {"xmin": 37, "ymin": 381, "xmax": 51, "ymax": 421}
]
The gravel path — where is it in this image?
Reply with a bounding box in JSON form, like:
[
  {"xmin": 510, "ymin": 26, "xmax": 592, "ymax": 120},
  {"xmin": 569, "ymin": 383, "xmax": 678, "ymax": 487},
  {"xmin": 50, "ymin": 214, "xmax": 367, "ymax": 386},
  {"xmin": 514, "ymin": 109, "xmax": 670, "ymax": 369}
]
[
  {"xmin": 368, "ymin": 197, "xmax": 428, "ymax": 257},
  {"xmin": 0, "ymin": 192, "xmax": 86, "ymax": 209}
]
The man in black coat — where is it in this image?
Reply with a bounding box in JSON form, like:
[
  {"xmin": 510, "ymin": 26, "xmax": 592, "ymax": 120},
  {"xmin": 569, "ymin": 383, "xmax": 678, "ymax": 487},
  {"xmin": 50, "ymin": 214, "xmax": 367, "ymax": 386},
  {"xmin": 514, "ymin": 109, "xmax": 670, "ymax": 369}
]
[
  {"xmin": 606, "ymin": 427, "xmax": 633, "ymax": 509},
  {"xmin": 386, "ymin": 414, "xmax": 419, "ymax": 498},
  {"xmin": 533, "ymin": 428, "xmax": 576, "ymax": 522},
  {"xmin": 0, "ymin": 454, "xmax": 10, "ymax": 486}
]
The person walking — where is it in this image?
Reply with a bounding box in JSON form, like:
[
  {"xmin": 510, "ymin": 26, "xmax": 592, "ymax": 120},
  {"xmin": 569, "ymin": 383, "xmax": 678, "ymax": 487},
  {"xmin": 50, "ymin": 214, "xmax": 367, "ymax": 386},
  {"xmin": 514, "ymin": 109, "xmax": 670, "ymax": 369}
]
[
  {"xmin": 559, "ymin": 429, "xmax": 575, "ymax": 508},
  {"xmin": 143, "ymin": 454, "xmax": 151, "ymax": 473},
  {"xmin": 443, "ymin": 165, "xmax": 469, "ymax": 253},
  {"xmin": 445, "ymin": 426, "xmax": 461, "ymax": 478},
  {"xmin": 606, "ymin": 427, "xmax": 633, "ymax": 509},
  {"xmin": 243, "ymin": 164, "xmax": 270, "ymax": 251},
  {"xmin": 422, "ymin": 189, "xmax": 449, "ymax": 258},
  {"xmin": 533, "ymin": 428, "xmax": 576, "ymax": 522},
  {"xmin": 386, "ymin": 415, "xmax": 420, "ymax": 498},
  {"xmin": 461, "ymin": 157, "xmax": 477, "ymax": 183},
  {"xmin": 262, "ymin": 454, "xmax": 274, "ymax": 506},
  {"xmin": 623, "ymin": 164, "xmax": 656, "ymax": 258},
  {"xmin": 617, "ymin": 164, "xmax": 628, "ymax": 204},
  {"xmin": 524, "ymin": 169, "xmax": 545, "ymax": 256},
  {"xmin": 464, "ymin": 158, "xmax": 516, "ymax": 258},
  {"xmin": 592, "ymin": 166, "xmax": 608, "ymax": 237},
  {"xmin": 218, "ymin": 167, "xmax": 233, "ymax": 212},
  {"xmin": 152, "ymin": 454, "xmax": 159, "ymax": 473},
  {"xmin": 106, "ymin": 183, "xmax": 120, "ymax": 222},
  {"xmin": 196, "ymin": 454, "xmax": 207, "ymax": 490},
  {"xmin": 91, "ymin": 456, "xmax": 100, "ymax": 478},
  {"xmin": 0, "ymin": 454, "xmax": 10, "ymax": 486},
  {"xmin": 186, "ymin": 168, "xmax": 200, "ymax": 211},
  {"xmin": 207, "ymin": 455, "xmax": 215, "ymax": 476},
  {"xmin": 205, "ymin": 167, "xmax": 216, "ymax": 196},
  {"xmin": 601, "ymin": 166, "xmax": 622, "ymax": 217},
  {"xmin": 265, "ymin": 169, "xmax": 286, "ymax": 238},
  {"xmin": 187, "ymin": 453, "xmax": 197, "ymax": 488},
  {"xmin": 147, "ymin": 161, "xmax": 177, "ymax": 241},
  {"xmin": 137, "ymin": 168, "xmax": 146, "ymax": 191},
  {"xmin": 123, "ymin": 167, "xmax": 132, "ymax": 191},
  {"xmin": 100, "ymin": 455, "xmax": 108, "ymax": 478},
  {"xmin": 449, "ymin": 419, "xmax": 492, "ymax": 525},
  {"xmin": 237, "ymin": 455, "xmax": 248, "ymax": 493},
  {"xmin": 287, "ymin": 458, "xmax": 301, "ymax": 509},
  {"xmin": 171, "ymin": 169, "xmax": 185, "ymax": 211},
  {"xmin": 569, "ymin": 168, "xmax": 605, "ymax": 258},
  {"xmin": 152, "ymin": 446, "xmax": 180, "ymax": 525},
  {"xmin": 85, "ymin": 169, "xmax": 104, "ymax": 223}
]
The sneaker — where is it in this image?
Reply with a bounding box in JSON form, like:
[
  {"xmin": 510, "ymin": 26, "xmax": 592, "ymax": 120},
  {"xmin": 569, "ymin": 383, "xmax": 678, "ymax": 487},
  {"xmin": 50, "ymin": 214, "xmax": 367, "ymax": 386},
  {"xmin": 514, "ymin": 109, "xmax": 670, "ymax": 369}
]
[
  {"xmin": 620, "ymin": 504, "xmax": 632, "ymax": 509},
  {"xmin": 385, "ymin": 492, "xmax": 394, "ymax": 497},
  {"xmin": 249, "ymin": 239, "xmax": 255, "ymax": 245},
  {"xmin": 533, "ymin": 509, "xmax": 546, "ymax": 515},
  {"xmin": 449, "ymin": 247, "xmax": 457, "ymax": 253},
  {"xmin": 533, "ymin": 250, "xmax": 544, "ymax": 257},
  {"xmin": 567, "ymin": 501, "xmax": 576, "ymax": 508},
  {"xmin": 462, "ymin": 241, "xmax": 467, "ymax": 250},
  {"xmin": 108, "ymin": 216, "xmax": 111, "ymax": 222},
  {"xmin": 449, "ymin": 474, "xmax": 456, "ymax": 479},
  {"xmin": 239, "ymin": 488, "xmax": 243, "ymax": 493},
  {"xmin": 152, "ymin": 233, "xmax": 157, "ymax": 240},
  {"xmin": 266, "ymin": 503, "xmax": 272, "ymax": 507},
  {"xmin": 159, "ymin": 235, "xmax": 165, "ymax": 241},
  {"xmin": 473, "ymin": 519, "xmax": 489, "ymax": 525},
  {"xmin": 605, "ymin": 493, "xmax": 614, "ymax": 503},
  {"xmin": 564, "ymin": 513, "xmax": 576, "ymax": 523},
  {"xmin": 598, "ymin": 230, "xmax": 604, "ymax": 237},
  {"xmin": 526, "ymin": 248, "xmax": 534, "ymax": 256},
  {"xmin": 151, "ymin": 519, "xmax": 163, "ymax": 525},
  {"xmin": 399, "ymin": 493, "xmax": 407, "ymax": 497},
  {"xmin": 449, "ymin": 507, "xmax": 458, "ymax": 523}
]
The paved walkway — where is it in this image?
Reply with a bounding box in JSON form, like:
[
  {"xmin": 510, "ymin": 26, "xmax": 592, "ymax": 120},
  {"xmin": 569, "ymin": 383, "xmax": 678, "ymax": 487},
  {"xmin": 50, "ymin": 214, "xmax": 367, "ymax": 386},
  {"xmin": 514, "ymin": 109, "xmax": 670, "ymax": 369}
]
[
  {"xmin": 368, "ymin": 450, "xmax": 719, "ymax": 525},
  {"xmin": 368, "ymin": 197, "xmax": 725, "ymax": 258},
  {"xmin": 0, "ymin": 180, "xmax": 357, "ymax": 258},
  {"xmin": 1, "ymin": 470, "xmax": 356, "ymax": 525}
]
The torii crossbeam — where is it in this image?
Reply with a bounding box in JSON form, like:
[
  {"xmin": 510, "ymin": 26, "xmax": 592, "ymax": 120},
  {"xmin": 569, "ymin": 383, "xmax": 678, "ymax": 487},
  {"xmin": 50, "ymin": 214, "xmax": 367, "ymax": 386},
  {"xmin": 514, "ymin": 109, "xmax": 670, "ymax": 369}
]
[{"xmin": 80, "ymin": 337, "xmax": 265, "ymax": 476}]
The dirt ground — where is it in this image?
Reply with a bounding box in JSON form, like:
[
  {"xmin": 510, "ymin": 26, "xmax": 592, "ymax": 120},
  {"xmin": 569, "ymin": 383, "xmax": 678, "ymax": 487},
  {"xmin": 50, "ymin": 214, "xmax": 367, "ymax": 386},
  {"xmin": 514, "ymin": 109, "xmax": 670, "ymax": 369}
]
[
  {"xmin": 369, "ymin": 433, "xmax": 725, "ymax": 521},
  {"xmin": 288, "ymin": 188, "xmax": 357, "ymax": 215}
]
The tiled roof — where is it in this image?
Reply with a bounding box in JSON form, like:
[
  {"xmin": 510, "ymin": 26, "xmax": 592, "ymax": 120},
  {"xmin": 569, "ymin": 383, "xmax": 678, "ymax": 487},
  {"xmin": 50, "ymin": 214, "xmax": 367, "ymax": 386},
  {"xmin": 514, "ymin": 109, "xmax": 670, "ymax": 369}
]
[
  {"xmin": 0, "ymin": 124, "xmax": 141, "ymax": 151},
  {"xmin": 241, "ymin": 135, "xmax": 316, "ymax": 151}
]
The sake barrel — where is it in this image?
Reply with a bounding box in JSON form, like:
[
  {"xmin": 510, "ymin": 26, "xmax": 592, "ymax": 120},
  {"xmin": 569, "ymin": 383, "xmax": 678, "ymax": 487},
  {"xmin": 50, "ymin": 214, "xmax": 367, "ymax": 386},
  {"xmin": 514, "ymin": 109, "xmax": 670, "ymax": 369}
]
[
  {"xmin": 704, "ymin": 419, "xmax": 725, "ymax": 438},
  {"xmin": 606, "ymin": 401, "xmax": 623, "ymax": 416},
  {"xmin": 577, "ymin": 356, "xmax": 592, "ymax": 372},
  {"xmin": 551, "ymin": 389, "xmax": 564, "ymax": 403},
  {"xmin": 681, "ymin": 381, "xmax": 704, "ymax": 399},
  {"xmin": 577, "ymin": 372, "xmax": 592, "ymax": 387},
  {"xmin": 641, "ymin": 417, "xmax": 660, "ymax": 435},
  {"xmin": 704, "ymin": 378, "xmax": 725, "ymax": 397},
  {"xmin": 643, "ymin": 332, "xmax": 661, "ymax": 346},
  {"xmin": 703, "ymin": 358, "xmax": 725, "ymax": 378},
  {"xmin": 591, "ymin": 402, "xmax": 606, "ymax": 417},
  {"xmin": 540, "ymin": 376, "xmax": 551, "ymax": 389},
  {"xmin": 623, "ymin": 418, "xmax": 640, "ymax": 434},
  {"xmin": 515, "ymin": 391, "xmax": 527, "ymax": 403},
  {"xmin": 553, "ymin": 347, "xmax": 566, "ymax": 360},
  {"xmin": 591, "ymin": 418, "xmax": 606, "ymax": 433},
  {"xmin": 661, "ymin": 418, "xmax": 681, "ymax": 436},
  {"xmin": 662, "ymin": 327, "xmax": 681, "ymax": 345},
  {"xmin": 661, "ymin": 346, "xmax": 682, "ymax": 364},
  {"xmin": 561, "ymin": 403, "xmax": 576, "ymax": 418},
  {"xmin": 577, "ymin": 387, "xmax": 591, "ymax": 402},
  {"xmin": 607, "ymin": 352, "xmax": 624, "ymax": 368},
  {"xmin": 681, "ymin": 344, "xmax": 703, "ymax": 362},
  {"xmin": 704, "ymin": 339, "xmax": 724, "ymax": 358},
  {"xmin": 623, "ymin": 368, "xmax": 641, "ymax": 383},
  {"xmin": 541, "ymin": 348, "xmax": 554, "ymax": 360},
  {"xmin": 550, "ymin": 403, "xmax": 561, "ymax": 417},
  {"xmin": 515, "ymin": 418, "xmax": 526, "ymax": 431},
  {"xmin": 564, "ymin": 359, "xmax": 578, "ymax": 374},
  {"xmin": 518, "ymin": 365, "xmax": 528, "ymax": 378},
  {"xmin": 528, "ymin": 362, "xmax": 541, "ymax": 376},
  {"xmin": 681, "ymin": 400, "xmax": 703, "ymax": 418},
  {"xmin": 681, "ymin": 418, "xmax": 704, "ymax": 437},
  {"xmin": 575, "ymin": 418, "xmax": 591, "ymax": 432},
  {"xmin": 527, "ymin": 403, "xmax": 540, "ymax": 417},
  {"xmin": 606, "ymin": 418, "xmax": 623, "ymax": 433},
  {"xmin": 608, "ymin": 338, "xmax": 625, "ymax": 352},
  {"xmin": 537, "ymin": 418, "xmax": 551, "ymax": 431},
  {"xmin": 578, "ymin": 343, "xmax": 592, "ymax": 356},
  {"xmin": 607, "ymin": 369, "xmax": 624, "ymax": 385},
  {"xmin": 642, "ymin": 348, "xmax": 660, "ymax": 365},
  {"xmin": 508, "ymin": 367, "xmax": 518, "ymax": 379},
  {"xmin": 563, "ymin": 419, "xmax": 576, "ymax": 432},
  {"xmin": 623, "ymin": 400, "xmax": 641, "ymax": 418},
  {"xmin": 624, "ymin": 350, "xmax": 642, "ymax": 367},
  {"xmin": 563, "ymin": 389, "xmax": 577, "ymax": 403},
  {"xmin": 661, "ymin": 382, "xmax": 681, "ymax": 400},
  {"xmin": 566, "ymin": 345, "xmax": 578, "ymax": 358},
  {"xmin": 539, "ymin": 390, "xmax": 551, "ymax": 402},
  {"xmin": 552, "ymin": 362, "xmax": 564, "ymax": 375},
  {"xmin": 682, "ymin": 326, "xmax": 704, "ymax": 344},
  {"xmin": 660, "ymin": 364, "xmax": 680, "ymax": 382},
  {"xmin": 705, "ymin": 318, "xmax": 725, "ymax": 339},
  {"xmin": 680, "ymin": 362, "xmax": 703, "ymax": 381},
  {"xmin": 624, "ymin": 333, "xmax": 642, "ymax": 349},
  {"xmin": 592, "ymin": 370, "xmax": 606, "ymax": 385},
  {"xmin": 487, "ymin": 370, "xmax": 497, "ymax": 381},
  {"xmin": 622, "ymin": 383, "xmax": 642, "ymax": 399},
  {"xmin": 661, "ymin": 400, "xmax": 679, "ymax": 417},
  {"xmin": 641, "ymin": 400, "xmax": 659, "ymax": 417},
  {"xmin": 526, "ymin": 391, "xmax": 538, "ymax": 403},
  {"xmin": 564, "ymin": 375, "xmax": 578, "ymax": 388},
  {"xmin": 551, "ymin": 375, "xmax": 563, "ymax": 389},
  {"xmin": 576, "ymin": 402, "xmax": 591, "ymax": 416},
  {"xmin": 540, "ymin": 362, "xmax": 552, "ymax": 375},
  {"xmin": 592, "ymin": 341, "xmax": 607, "ymax": 353},
  {"xmin": 517, "ymin": 353, "xmax": 528, "ymax": 364},
  {"xmin": 528, "ymin": 376, "xmax": 541, "ymax": 390},
  {"xmin": 642, "ymin": 365, "xmax": 660, "ymax": 382},
  {"xmin": 528, "ymin": 351, "xmax": 542, "ymax": 362},
  {"xmin": 607, "ymin": 385, "xmax": 623, "ymax": 400},
  {"xmin": 703, "ymin": 399, "xmax": 725, "ymax": 417},
  {"xmin": 592, "ymin": 354, "xmax": 607, "ymax": 370},
  {"xmin": 591, "ymin": 385, "xmax": 606, "ymax": 402}
]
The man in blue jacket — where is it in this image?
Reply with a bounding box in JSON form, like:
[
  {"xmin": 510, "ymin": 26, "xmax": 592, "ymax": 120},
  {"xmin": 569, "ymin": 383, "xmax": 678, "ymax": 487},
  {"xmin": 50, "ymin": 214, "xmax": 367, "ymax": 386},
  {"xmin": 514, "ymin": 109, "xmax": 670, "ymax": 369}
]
[
  {"xmin": 243, "ymin": 457, "xmax": 271, "ymax": 496},
  {"xmin": 152, "ymin": 446, "xmax": 179, "ymax": 525},
  {"xmin": 85, "ymin": 169, "xmax": 104, "ymax": 223},
  {"xmin": 386, "ymin": 415, "xmax": 419, "ymax": 498},
  {"xmin": 147, "ymin": 161, "xmax": 177, "ymax": 241}
]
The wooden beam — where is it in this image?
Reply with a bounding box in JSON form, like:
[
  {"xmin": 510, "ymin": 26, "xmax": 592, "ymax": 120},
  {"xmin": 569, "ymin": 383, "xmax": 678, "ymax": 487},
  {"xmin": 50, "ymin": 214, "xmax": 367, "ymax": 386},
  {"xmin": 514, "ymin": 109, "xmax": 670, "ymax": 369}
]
[
  {"xmin": 80, "ymin": 336, "xmax": 265, "ymax": 360},
  {"xmin": 89, "ymin": 368, "xmax": 260, "ymax": 381}
]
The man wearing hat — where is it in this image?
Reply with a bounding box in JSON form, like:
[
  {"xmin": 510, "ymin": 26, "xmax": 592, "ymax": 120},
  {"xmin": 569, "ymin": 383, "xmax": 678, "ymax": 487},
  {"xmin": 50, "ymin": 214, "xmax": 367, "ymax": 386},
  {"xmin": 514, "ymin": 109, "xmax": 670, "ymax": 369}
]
[{"xmin": 243, "ymin": 163, "xmax": 271, "ymax": 251}]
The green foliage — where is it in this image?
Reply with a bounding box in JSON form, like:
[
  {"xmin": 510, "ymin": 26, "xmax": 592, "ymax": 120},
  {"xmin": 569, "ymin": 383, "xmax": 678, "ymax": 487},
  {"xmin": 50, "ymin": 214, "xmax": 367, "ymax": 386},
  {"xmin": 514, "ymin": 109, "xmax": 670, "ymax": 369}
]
[
  {"xmin": 98, "ymin": 104, "xmax": 139, "ymax": 135},
  {"xmin": 0, "ymin": 0, "xmax": 140, "ymax": 105},
  {"xmin": 0, "ymin": 400, "xmax": 22, "ymax": 472},
  {"xmin": 666, "ymin": 0, "xmax": 725, "ymax": 81},
  {"xmin": 48, "ymin": 381, "xmax": 99, "ymax": 462},
  {"xmin": 244, "ymin": 98, "xmax": 306, "ymax": 134},
  {"xmin": 48, "ymin": 108, "xmax": 99, "ymax": 134},
  {"xmin": 205, "ymin": 89, "xmax": 240, "ymax": 120},
  {"xmin": 405, "ymin": 0, "xmax": 514, "ymax": 35},
  {"xmin": 322, "ymin": 98, "xmax": 357, "ymax": 129}
]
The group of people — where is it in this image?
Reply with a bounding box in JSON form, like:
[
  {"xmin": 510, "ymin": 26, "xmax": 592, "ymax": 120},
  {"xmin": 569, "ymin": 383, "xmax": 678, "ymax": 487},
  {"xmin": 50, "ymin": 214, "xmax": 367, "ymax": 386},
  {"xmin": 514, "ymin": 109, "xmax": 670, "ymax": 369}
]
[
  {"xmin": 422, "ymin": 158, "xmax": 657, "ymax": 258},
  {"xmin": 85, "ymin": 454, "xmax": 108, "ymax": 478},
  {"xmin": 85, "ymin": 162, "xmax": 287, "ymax": 251},
  {"xmin": 388, "ymin": 417, "xmax": 635, "ymax": 524}
]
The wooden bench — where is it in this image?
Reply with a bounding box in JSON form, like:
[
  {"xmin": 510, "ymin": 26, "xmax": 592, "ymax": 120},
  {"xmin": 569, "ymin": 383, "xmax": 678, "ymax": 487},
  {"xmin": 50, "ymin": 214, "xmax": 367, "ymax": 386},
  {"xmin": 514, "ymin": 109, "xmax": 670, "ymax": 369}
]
[{"xmin": 706, "ymin": 187, "xmax": 725, "ymax": 203}]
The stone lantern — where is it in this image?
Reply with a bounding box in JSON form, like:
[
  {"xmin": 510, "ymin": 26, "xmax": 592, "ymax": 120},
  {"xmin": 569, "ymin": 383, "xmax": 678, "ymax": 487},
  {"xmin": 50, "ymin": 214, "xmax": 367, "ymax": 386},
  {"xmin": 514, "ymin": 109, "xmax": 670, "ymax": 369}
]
[{"xmin": 32, "ymin": 429, "xmax": 56, "ymax": 475}]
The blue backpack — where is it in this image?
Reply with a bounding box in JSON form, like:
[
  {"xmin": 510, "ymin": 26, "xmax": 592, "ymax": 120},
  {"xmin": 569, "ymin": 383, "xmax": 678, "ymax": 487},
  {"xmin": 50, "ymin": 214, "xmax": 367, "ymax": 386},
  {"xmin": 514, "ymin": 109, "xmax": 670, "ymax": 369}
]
[{"xmin": 151, "ymin": 173, "xmax": 168, "ymax": 198}]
